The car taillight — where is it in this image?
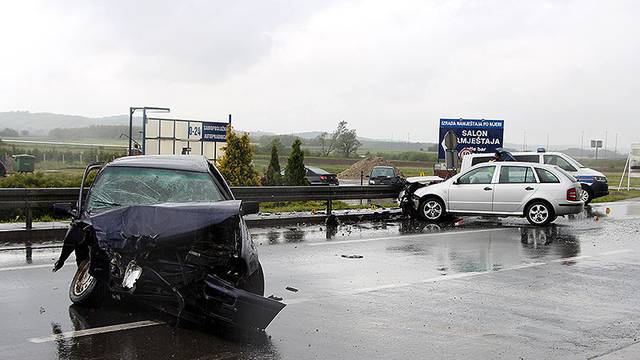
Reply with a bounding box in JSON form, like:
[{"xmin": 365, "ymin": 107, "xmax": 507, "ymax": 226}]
[
  {"xmin": 567, "ymin": 188, "xmax": 578, "ymax": 201},
  {"xmin": 320, "ymin": 175, "xmax": 327, "ymax": 181}
]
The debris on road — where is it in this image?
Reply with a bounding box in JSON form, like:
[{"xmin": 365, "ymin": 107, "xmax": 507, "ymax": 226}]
[
  {"xmin": 268, "ymin": 295, "xmax": 283, "ymax": 301},
  {"xmin": 285, "ymin": 286, "xmax": 299, "ymax": 293},
  {"xmin": 341, "ymin": 254, "xmax": 364, "ymax": 259}
]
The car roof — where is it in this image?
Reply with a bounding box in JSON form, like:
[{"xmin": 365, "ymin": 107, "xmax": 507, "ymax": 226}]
[
  {"xmin": 465, "ymin": 151, "xmax": 564, "ymax": 158},
  {"xmin": 107, "ymin": 155, "xmax": 211, "ymax": 173},
  {"xmin": 468, "ymin": 161, "xmax": 561, "ymax": 172}
]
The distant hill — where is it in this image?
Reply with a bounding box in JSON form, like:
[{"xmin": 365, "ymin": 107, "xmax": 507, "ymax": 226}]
[{"xmin": 0, "ymin": 111, "xmax": 128, "ymax": 135}]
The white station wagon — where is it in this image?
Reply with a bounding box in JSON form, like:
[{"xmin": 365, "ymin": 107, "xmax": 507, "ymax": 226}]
[{"xmin": 411, "ymin": 162, "xmax": 584, "ymax": 226}]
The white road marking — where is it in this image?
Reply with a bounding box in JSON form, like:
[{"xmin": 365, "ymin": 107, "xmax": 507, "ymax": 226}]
[
  {"xmin": 599, "ymin": 249, "xmax": 634, "ymax": 256},
  {"xmin": 307, "ymin": 228, "xmax": 513, "ymax": 246},
  {"xmin": 551, "ymin": 255, "xmax": 593, "ymax": 263},
  {"xmin": 284, "ymin": 261, "xmax": 548, "ymax": 305},
  {"xmin": 28, "ymin": 320, "xmax": 165, "ymax": 344},
  {"xmin": 283, "ymin": 249, "xmax": 634, "ymax": 305},
  {"xmin": 0, "ymin": 264, "xmax": 56, "ymax": 272}
]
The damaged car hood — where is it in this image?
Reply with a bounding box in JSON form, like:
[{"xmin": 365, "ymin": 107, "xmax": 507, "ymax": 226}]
[{"xmin": 90, "ymin": 201, "xmax": 243, "ymax": 253}]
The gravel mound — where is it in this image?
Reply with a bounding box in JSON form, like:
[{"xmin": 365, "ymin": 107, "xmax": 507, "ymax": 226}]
[{"xmin": 338, "ymin": 157, "xmax": 404, "ymax": 179}]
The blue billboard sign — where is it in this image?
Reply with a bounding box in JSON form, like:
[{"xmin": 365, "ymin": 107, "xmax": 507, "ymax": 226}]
[
  {"xmin": 201, "ymin": 122, "xmax": 228, "ymax": 142},
  {"xmin": 438, "ymin": 118, "xmax": 504, "ymax": 159}
]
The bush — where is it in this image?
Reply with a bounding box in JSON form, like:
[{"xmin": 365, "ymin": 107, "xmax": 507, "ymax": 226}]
[
  {"xmin": 217, "ymin": 127, "xmax": 260, "ymax": 186},
  {"xmin": 264, "ymin": 142, "xmax": 282, "ymax": 186},
  {"xmin": 285, "ymin": 139, "xmax": 306, "ymax": 185}
]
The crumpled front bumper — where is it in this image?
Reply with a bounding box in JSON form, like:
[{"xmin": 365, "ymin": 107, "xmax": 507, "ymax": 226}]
[{"xmin": 203, "ymin": 274, "xmax": 286, "ymax": 330}]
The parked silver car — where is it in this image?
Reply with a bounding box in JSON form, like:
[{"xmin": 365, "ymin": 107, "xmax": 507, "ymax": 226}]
[{"xmin": 411, "ymin": 162, "xmax": 584, "ymax": 226}]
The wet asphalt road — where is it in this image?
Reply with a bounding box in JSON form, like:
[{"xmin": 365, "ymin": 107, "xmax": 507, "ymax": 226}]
[{"xmin": 1, "ymin": 201, "xmax": 640, "ymax": 359}]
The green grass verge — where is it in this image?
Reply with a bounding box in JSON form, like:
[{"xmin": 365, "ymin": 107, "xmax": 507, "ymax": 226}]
[
  {"xmin": 603, "ymin": 173, "xmax": 640, "ymax": 188},
  {"xmin": 592, "ymin": 189, "xmax": 640, "ymax": 203}
]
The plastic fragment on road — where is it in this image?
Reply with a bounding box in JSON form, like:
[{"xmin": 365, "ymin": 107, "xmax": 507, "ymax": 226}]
[
  {"xmin": 285, "ymin": 286, "xmax": 299, "ymax": 292},
  {"xmin": 341, "ymin": 254, "xmax": 364, "ymax": 259}
]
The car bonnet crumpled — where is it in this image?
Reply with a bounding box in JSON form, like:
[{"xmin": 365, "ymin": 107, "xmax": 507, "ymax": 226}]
[{"xmin": 89, "ymin": 200, "xmax": 242, "ymax": 254}]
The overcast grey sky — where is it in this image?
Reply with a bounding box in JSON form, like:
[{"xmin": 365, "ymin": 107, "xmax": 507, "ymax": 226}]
[{"xmin": 0, "ymin": 0, "xmax": 638, "ymax": 148}]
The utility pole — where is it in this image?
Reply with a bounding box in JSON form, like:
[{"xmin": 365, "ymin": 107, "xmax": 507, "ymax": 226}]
[
  {"xmin": 614, "ymin": 133, "xmax": 618, "ymax": 159},
  {"xmin": 546, "ymin": 133, "xmax": 549, "ymax": 150},
  {"xmin": 604, "ymin": 131, "xmax": 607, "ymax": 160},
  {"xmin": 522, "ymin": 130, "xmax": 526, "ymax": 151},
  {"xmin": 581, "ymin": 131, "xmax": 584, "ymax": 154}
]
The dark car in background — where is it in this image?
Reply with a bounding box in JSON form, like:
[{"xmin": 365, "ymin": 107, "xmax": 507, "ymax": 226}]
[
  {"xmin": 305, "ymin": 166, "xmax": 339, "ymax": 186},
  {"xmin": 368, "ymin": 166, "xmax": 402, "ymax": 185}
]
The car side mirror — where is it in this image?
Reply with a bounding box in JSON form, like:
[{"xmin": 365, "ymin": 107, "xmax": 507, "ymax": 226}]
[
  {"xmin": 241, "ymin": 201, "xmax": 260, "ymax": 216},
  {"xmin": 53, "ymin": 202, "xmax": 78, "ymax": 218}
]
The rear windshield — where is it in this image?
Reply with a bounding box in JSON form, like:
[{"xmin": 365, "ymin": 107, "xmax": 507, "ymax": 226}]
[
  {"xmin": 553, "ymin": 166, "xmax": 578, "ymax": 182},
  {"xmin": 306, "ymin": 166, "xmax": 330, "ymax": 175},
  {"xmin": 87, "ymin": 166, "xmax": 225, "ymax": 212}
]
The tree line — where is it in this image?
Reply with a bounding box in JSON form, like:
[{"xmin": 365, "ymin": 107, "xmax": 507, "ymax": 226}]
[{"xmin": 217, "ymin": 128, "xmax": 307, "ymax": 186}]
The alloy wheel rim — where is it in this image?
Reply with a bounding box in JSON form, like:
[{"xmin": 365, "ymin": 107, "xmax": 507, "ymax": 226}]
[
  {"xmin": 528, "ymin": 204, "xmax": 549, "ymax": 224},
  {"xmin": 73, "ymin": 262, "xmax": 95, "ymax": 296},
  {"xmin": 423, "ymin": 200, "xmax": 442, "ymax": 220},
  {"xmin": 580, "ymin": 189, "xmax": 590, "ymax": 202}
]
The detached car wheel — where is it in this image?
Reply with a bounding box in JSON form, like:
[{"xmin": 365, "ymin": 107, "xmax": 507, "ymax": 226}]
[
  {"xmin": 238, "ymin": 263, "xmax": 265, "ymax": 296},
  {"xmin": 419, "ymin": 198, "xmax": 446, "ymax": 222},
  {"xmin": 69, "ymin": 260, "xmax": 109, "ymax": 307},
  {"xmin": 580, "ymin": 186, "xmax": 593, "ymax": 205},
  {"xmin": 525, "ymin": 201, "xmax": 555, "ymax": 226}
]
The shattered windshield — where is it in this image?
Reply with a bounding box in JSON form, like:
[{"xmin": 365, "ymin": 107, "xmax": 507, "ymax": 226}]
[{"xmin": 86, "ymin": 166, "xmax": 225, "ymax": 212}]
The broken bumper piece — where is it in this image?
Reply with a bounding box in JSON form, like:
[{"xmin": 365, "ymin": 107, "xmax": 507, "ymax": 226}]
[{"xmin": 203, "ymin": 274, "xmax": 286, "ymax": 330}]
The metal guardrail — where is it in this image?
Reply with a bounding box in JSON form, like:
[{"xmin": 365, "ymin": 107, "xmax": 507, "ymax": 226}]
[{"xmin": 0, "ymin": 185, "xmax": 400, "ymax": 229}]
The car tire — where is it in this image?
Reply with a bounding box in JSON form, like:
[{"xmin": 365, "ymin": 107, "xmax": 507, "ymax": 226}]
[
  {"xmin": 580, "ymin": 185, "xmax": 593, "ymax": 205},
  {"xmin": 69, "ymin": 259, "xmax": 109, "ymax": 307},
  {"xmin": 238, "ymin": 263, "xmax": 265, "ymax": 296},
  {"xmin": 525, "ymin": 201, "xmax": 555, "ymax": 226},
  {"xmin": 418, "ymin": 197, "xmax": 446, "ymax": 222}
]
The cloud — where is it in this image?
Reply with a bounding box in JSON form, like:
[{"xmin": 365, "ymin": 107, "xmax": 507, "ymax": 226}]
[{"xmin": 0, "ymin": 0, "xmax": 638, "ymax": 148}]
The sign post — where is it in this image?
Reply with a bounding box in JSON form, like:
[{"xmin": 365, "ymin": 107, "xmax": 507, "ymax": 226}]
[
  {"xmin": 591, "ymin": 139, "xmax": 603, "ymax": 160},
  {"xmin": 438, "ymin": 119, "xmax": 504, "ymax": 164}
]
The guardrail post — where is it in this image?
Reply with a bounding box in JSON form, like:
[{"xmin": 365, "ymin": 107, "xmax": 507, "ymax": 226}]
[
  {"xmin": 326, "ymin": 198, "xmax": 332, "ymax": 215},
  {"xmin": 26, "ymin": 207, "xmax": 33, "ymax": 230}
]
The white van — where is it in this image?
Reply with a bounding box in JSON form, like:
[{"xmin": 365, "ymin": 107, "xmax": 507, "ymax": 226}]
[{"xmin": 460, "ymin": 150, "xmax": 608, "ymax": 204}]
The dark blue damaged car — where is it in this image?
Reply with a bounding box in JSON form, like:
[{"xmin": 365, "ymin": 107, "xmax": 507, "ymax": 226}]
[{"xmin": 53, "ymin": 155, "xmax": 284, "ymax": 330}]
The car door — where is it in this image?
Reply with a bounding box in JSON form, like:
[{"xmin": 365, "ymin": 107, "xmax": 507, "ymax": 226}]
[
  {"xmin": 448, "ymin": 165, "xmax": 496, "ymax": 212},
  {"xmin": 492, "ymin": 165, "xmax": 539, "ymax": 213}
]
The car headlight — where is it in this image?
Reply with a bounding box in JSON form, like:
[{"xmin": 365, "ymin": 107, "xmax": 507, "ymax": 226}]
[{"xmin": 594, "ymin": 176, "xmax": 607, "ymax": 183}]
